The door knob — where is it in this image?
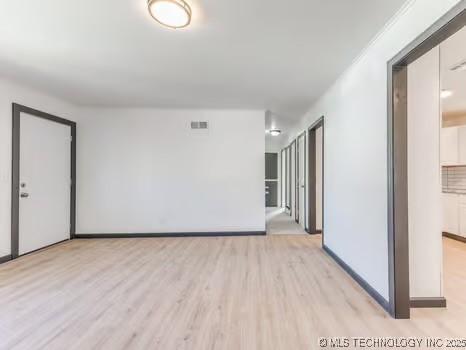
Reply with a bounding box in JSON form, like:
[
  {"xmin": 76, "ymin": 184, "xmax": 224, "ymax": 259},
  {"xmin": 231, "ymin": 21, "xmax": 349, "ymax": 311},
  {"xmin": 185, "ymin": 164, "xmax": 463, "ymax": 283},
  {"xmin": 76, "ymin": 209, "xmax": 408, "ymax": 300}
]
[{"xmin": 20, "ymin": 192, "xmax": 29, "ymax": 198}]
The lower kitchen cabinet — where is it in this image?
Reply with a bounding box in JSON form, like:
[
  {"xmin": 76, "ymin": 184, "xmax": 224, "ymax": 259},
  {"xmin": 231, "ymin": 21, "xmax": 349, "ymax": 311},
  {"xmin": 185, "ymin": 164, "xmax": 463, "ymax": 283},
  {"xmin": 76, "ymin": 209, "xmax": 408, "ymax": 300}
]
[
  {"xmin": 459, "ymin": 205, "xmax": 466, "ymax": 237},
  {"xmin": 459, "ymin": 196, "xmax": 466, "ymax": 238},
  {"xmin": 443, "ymin": 193, "xmax": 459, "ymax": 234},
  {"xmin": 443, "ymin": 193, "xmax": 466, "ymax": 238}
]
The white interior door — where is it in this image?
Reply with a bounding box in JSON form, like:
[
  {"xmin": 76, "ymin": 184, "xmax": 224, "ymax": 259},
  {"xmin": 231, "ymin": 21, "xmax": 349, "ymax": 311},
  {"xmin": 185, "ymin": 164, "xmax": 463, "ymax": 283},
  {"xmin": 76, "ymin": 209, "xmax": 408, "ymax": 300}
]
[
  {"xmin": 290, "ymin": 142, "xmax": 296, "ymax": 219},
  {"xmin": 286, "ymin": 148, "xmax": 291, "ymax": 211},
  {"xmin": 281, "ymin": 149, "xmax": 286, "ymax": 208},
  {"xmin": 19, "ymin": 113, "xmax": 71, "ymax": 255},
  {"xmin": 315, "ymin": 126, "xmax": 323, "ymax": 231},
  {"xmin": 298, "ymin": 134, "xmax": 306, "ymax": 228}
]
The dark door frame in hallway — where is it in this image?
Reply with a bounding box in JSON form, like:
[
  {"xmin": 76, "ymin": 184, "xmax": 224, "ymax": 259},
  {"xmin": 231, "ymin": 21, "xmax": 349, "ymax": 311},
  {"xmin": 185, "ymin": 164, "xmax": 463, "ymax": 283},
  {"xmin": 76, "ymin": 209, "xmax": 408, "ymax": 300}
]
[
  {"xmin": 387, "ymin": 1, "xmax": 466, "ymax": 319},
  {"xmin": 307, "ymin": 117, "xmax": 324, "ymax": 241}
]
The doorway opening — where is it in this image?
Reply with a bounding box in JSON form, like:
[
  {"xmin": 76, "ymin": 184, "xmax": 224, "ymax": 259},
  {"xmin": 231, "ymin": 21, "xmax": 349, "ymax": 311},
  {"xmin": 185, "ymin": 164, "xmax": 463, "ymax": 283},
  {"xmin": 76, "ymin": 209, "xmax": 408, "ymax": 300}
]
[
  {"xmin": 388, "ymin": 3, "xmax": 466, "ymax": 319},
  {"xmin": 11, "ymin": 104, "xmax": 76, "ymax": 259},
  {"xmin": 265, "ymin": 152, "xmax": 279, "ymax": 208},
  {"xmin": 267, "ymin": 137, "xmax": 308, "ymax": 235},
  {"xmin": 307, "ymin": 117, "xmax": 324, "ymax": 241}
]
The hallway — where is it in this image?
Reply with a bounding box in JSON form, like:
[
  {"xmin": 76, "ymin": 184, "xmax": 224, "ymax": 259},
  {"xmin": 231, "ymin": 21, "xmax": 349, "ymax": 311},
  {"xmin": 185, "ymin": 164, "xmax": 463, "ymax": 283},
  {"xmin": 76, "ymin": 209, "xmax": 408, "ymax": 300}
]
[{"xmin": 266, "ymin": 207, "xmax": 307, "ymax": 235}]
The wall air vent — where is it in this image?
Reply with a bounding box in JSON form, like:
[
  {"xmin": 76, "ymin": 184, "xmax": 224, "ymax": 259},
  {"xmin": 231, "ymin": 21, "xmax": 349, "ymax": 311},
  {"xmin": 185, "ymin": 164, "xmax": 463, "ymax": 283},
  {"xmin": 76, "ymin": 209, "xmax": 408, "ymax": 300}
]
[{"xmin": 190, "ymin": 121, "xmax": 208, "ymax": 129}]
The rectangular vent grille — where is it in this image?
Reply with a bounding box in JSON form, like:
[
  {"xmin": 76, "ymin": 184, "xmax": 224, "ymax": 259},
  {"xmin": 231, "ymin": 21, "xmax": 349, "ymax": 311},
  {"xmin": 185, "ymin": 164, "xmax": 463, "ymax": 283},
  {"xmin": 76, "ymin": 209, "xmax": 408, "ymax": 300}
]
[
  {"xmin": 199, "ymin": 121, "xmax": 208, "ymax": 129},
  {"xmin": 191, "ymin": 121, "xmax": 208, "ymax": 129}
]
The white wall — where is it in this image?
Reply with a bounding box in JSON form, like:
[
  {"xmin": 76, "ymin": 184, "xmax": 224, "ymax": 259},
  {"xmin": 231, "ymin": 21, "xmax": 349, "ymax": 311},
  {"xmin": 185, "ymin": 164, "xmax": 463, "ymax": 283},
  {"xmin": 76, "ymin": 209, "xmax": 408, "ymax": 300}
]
[
  {"xmin": 407, "ymin": 46, "xmax": 443, "ymax": 298},
  {"xmin": 0, "ymin": 77, "xmax": 266, "ymax": 253},
  {"xmin": 76, "ymin": 108, "xmax": 265, "ymax": 234},
  {"xmin": 285, "ymin": 0, "xmax": 461, "ymax": 301},
  {"xmin": 0, "ymin": 77, "xmax": 78, "ymax": 257},
  {"xmin": 265, "ymin": 135, "xmax": 284, "ymax": 153}
]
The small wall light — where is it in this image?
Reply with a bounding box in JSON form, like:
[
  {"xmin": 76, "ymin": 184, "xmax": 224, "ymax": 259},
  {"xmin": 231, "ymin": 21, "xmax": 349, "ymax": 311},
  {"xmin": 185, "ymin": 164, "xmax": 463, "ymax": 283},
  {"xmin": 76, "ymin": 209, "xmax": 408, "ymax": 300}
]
[{"xmin": 441, "ymin": 90, "xmax": 453, "ymax": 99}]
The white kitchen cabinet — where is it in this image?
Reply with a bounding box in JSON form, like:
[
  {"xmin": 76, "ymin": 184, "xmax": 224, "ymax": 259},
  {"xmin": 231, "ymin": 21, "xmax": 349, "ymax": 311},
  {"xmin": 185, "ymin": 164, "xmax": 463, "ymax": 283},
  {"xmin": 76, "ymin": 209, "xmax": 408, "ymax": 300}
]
[
  {"xmin": 459, "ymin": 195, "xmax": 466, "ymax": 238},
  {"xmin": 441, "ymin": 127, "xmax": 459, "ymax": 165},
  {"xmin": 441, "ymin": 126, "xmax": 466, "ymax": 166},
  {"xmin": 459, "ymin": 204, "xmax": 466, "ymax": 238},
  {"xmin": 443, "ymin": 193, "xmax": 459, "ymax": 234},
  {"xmin": 458, "ymin": 126, "xmax": 466, "ymax": 165}
]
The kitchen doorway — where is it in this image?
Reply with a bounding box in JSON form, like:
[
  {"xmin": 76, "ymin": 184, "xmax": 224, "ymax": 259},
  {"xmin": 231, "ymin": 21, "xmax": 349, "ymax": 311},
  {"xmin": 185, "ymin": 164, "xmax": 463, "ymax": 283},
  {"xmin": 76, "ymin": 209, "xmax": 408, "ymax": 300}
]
[{"xmin": 388, "ymin": 2, "xmax": 466, "ymax": 319}]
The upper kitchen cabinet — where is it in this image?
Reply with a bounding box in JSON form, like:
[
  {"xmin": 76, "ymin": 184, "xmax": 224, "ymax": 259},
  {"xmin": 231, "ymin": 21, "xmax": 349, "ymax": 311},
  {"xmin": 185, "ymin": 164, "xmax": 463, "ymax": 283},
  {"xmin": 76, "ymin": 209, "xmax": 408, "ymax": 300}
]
[
  {"xmin": 441, "ymin": 125, "xmax": 466, "ymax": 166},
  {"xmin": 441, "ymin": 126, "xmax": 459, "ymax": 165},
  {"xmin": 458, "ymin": 126, "xmax": 466, "ymax": 164}
]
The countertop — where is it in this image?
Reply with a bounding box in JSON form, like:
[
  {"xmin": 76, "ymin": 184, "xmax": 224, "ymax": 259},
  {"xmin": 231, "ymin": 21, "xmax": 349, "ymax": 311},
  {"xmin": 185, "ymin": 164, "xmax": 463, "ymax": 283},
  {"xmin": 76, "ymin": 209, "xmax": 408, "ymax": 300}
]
[{"xmin": 443, "ymin": 190, "xmax": 466, "ymax": 195}]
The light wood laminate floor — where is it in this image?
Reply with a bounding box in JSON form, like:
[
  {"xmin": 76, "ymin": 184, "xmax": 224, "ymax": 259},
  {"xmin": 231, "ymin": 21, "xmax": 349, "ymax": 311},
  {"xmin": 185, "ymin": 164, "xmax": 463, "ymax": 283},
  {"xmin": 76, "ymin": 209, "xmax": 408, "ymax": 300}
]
[{"xmin": 0, "ymin": 235, "xmax": 465, "ymax": 350}]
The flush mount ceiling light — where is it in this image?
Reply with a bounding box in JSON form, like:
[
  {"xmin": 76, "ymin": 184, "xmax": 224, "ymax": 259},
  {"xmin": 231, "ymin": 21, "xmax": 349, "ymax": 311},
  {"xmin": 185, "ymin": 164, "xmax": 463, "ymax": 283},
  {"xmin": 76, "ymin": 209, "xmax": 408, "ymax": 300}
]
[
  {"xmin": 147, "ymin": 0, "xmax": 192, "ymax": 29},
  {"xmin": 269, "ymin": 129, "xmax": 281, "ymax": 136},
  {"xmin": 441, "ymin": 90, "xmax": 454, "ymax": 99}
]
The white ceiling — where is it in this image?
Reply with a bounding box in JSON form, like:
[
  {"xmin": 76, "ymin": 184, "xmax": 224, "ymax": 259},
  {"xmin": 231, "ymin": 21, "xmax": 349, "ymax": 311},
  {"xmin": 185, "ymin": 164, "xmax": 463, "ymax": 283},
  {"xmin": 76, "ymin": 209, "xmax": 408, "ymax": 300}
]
[
  {"xmin": 441, "ymin": 25, "xmax": 466, "ymax": 115},
  {"xmin": 0, "ymin": 0, "xmax": 408, "ymax": 120}
]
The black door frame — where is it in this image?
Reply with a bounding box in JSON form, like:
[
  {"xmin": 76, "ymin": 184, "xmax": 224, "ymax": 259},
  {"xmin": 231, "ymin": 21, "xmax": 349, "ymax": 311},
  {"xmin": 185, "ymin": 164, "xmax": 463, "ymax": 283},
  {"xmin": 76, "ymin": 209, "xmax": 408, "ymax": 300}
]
[
  {"xmin": 307, "ymin": 117, "xmax": 324, "ymax": 240},
  {"xmin": 387, "ymin": 2, "xmax": 466, "ymax": 319},
  {"xmin": 11, "ymin": 103, "xmax": 77, "ymax": 259}
]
